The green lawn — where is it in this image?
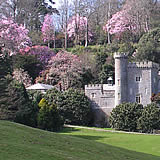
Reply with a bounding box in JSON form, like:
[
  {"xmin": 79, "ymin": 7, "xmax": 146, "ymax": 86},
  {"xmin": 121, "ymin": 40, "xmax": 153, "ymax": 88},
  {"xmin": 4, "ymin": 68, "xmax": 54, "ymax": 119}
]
[{"xmin": 0, "ymin": 121, "xmax": 160, "ymax": 160}]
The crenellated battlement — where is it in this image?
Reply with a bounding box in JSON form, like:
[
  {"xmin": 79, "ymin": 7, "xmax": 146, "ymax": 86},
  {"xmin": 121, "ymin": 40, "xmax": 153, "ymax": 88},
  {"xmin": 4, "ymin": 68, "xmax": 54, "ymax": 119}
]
[
  {"xmin": 85, "ymin": 84, "xmax": 102, "ymax": 90},
  {"xmin": 114, "ymin": 52, "xmax": 128, "ymax": 59},
  {"xmin": 128, "ymin": 61, "xmax": 159, "ymax": 69}
]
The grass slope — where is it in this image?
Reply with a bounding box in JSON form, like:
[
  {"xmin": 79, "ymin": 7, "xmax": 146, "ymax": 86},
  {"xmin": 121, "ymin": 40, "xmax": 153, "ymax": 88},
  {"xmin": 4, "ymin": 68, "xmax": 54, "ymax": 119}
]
[{"xmin": 0, "ymin": 121, "xmax": 160, "ymax": 160}]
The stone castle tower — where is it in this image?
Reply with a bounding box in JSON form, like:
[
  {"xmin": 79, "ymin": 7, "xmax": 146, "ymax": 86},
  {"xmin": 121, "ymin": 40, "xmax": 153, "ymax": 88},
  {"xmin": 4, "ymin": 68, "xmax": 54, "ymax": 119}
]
[
  {"xmin": 114, "ymin": 53, "xmax": 128, "ymax": 106},
  {"xmin": 85, "ymin": 52, "xmax": 160, "ymax": 125}
]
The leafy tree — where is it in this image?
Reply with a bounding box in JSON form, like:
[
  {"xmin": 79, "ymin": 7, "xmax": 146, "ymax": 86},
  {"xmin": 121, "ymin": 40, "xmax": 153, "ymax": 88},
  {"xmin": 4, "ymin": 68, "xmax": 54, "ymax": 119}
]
[
  {"xmin": 38, "ymin": 98, "xmax": 64, "ymax": 131},
  {"xmin": 98, "ymin": 64, "xmax": 114, "ymax": 84},
  {"xmin": 12, "ymin": 54, "xmax": 43, "ymax": 81},
  {"xmin": 110, "ymin": 103, "xmax": 143, "ymax": 132},
  {"xmin": 19, "ymin": 45, "xmax": 56, "ymax": 69},
  {"xmin": 38, "ymin": 50, "xmax": 84, "ymax": 90},
  {"xmin": 135, "ymin": 28, "xmax": 160, "ymax": 64},
  {"xmin": 0, "ymin": 49, "xmax": 12, "ymax": 119},
  {"xmin": 137, "ymin": 103, "xmax": 160, "ymax": 133},
  {"xmin": 0, "ymin": 78, "xmax": 37, "ymax": 127},
  {"xmin": 44, "ymin": 88, "xmax": 62, "ymax": 106},
  {"xmin": 57, "ymin": 88, "xmax": 92, "ymax": 126}
]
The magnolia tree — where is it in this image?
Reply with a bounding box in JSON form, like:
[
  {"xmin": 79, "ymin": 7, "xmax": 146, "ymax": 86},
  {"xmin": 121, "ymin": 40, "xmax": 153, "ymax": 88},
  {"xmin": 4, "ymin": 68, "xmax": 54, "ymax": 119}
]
[
  {"xmin": 36, "ymin": 50, "xmax": 83, "ymax": 90},
  {"xmin": 67, "ymin": 14, "xmax": 92, "ymax": 46},
  {"xmin": 103, "ymin": 0, "xmax": 154, "ymax": 40},
  {"xmin": 0, "ymin": 18, "xmax": 31, "ymax": 54},
  {"xmin": 41, "ymin": 14, "xmax": 55, "ymax": 48},
  {"xmin": 20, "ymin": 45, "xmax": 55, "ymax": 68},
  {"xmin": 103, "ymin": 4, "xmax": 136, "ymax": 39}
]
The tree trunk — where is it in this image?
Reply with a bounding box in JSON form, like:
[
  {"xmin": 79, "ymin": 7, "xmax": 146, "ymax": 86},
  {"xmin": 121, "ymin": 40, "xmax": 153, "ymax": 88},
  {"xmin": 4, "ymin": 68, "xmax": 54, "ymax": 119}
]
[{"xmin": 85, "ymin": 18, "xmax": 88, "ymax": 47}]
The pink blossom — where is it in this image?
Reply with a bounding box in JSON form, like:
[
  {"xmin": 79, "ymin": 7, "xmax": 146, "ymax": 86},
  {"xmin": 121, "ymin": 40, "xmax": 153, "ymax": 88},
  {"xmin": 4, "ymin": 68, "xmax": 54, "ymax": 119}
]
[
  {"xmin": 0, "ymin": 18, "xmax": 31, "ymax": 53},
  {"xmin": 41, "ymin": 14, "xmax": 55, "ymax": 43}
]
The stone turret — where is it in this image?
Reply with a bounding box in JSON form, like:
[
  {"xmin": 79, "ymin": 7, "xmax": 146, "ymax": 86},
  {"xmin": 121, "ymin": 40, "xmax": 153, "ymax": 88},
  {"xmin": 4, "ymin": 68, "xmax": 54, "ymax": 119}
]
[{"xmin": 114, "ymin": 53, "xmax": 128, "ymax": 106}]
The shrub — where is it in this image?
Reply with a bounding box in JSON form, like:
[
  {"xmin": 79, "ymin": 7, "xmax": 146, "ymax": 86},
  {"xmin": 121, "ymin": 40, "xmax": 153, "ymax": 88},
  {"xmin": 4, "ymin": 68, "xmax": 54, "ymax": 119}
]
[
  {"xmin": 110, "ymin": 103, "xmax": 143, "ymax": 132},
  {"xmin": 137, "ymin": 103, "xmax": 160, "ymax": 133},
  {"xmin": 37, "ymin": 98, "xmax": 64, "ymax": 131},
  {"xmin": 57, "ymin": 89, "xmax": 92, "ymax": 126},
  {"xmin": 12, "ymin": 54, "xmax": 43, "ymax": 81},
  {"xmin": 44, "ymin": 88, "xmax": 61, "ymax": 105},
  {"xmin": 7, "ymin": 80, "xmax": 38, "ymax": 127}
]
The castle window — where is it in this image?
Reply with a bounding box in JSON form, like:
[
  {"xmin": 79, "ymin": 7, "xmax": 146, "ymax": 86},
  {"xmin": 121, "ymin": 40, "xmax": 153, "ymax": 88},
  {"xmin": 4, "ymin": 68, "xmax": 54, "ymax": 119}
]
[
  {"xmin": 118, "ymin": 93, "xmax": 121, "ymax": 100},
  {"xmin": 91, "ymin": 93, "xmax": 96, "ymax": 98},
  {"xmin": 136, "ymin": 94, "xmax": 141, "ymax": 103},
  {"xmin": 117, "ymin": 79, "xmax": 120, "ymax": 86},
  {"xmin": 145, "ymin": 88, "xmax": 147, "ymax": 95},
  {"xmin": 136, "ymin": 76, "xmax": 141, "ymax": 82}
]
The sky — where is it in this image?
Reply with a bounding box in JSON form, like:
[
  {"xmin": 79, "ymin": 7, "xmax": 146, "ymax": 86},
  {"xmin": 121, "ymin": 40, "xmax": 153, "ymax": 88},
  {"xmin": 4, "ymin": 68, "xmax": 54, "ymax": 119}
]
[{"xmin": 54, "ymin": 0, "xmax": 60, "ymax": 8}]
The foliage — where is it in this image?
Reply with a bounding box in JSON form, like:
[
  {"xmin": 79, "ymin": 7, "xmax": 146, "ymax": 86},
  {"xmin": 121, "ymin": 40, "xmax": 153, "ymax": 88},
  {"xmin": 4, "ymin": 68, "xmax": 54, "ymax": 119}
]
[
  {"xmin": 20, "ymin": 45, "xmax": 56, "ymax": 68},
  {"xmin": 103, "ymin": 3, "xmax": 135, "ymax": 39},
  {"xmin": 0, "ymin": 50, "xmax": 12, "ymax": 119},
  {"xmin": 44, "ymin": 88, "xmax": 62, "ymax": 106},
  {"xmin": 0, "ymin": 18, "xmax": 31, "ymax": 53},
  {"xmin": 135, "ymin": 28, "xmax": 160, "ymax": 64},
  {"xmin": 57, "ymin": 88, "xmax": 92, "ymax": 126},
  {"xmin": 110, "ymin": 103, "xmax": 143, "ymax": 132},
  {"xmin": 12, "ymin": 54, "xmax": 43, "ymax": 81},
  {"xmin": 137, "ymin": 103, "xmax": 160, "ymax": 133},
  {"xmin": 151, "ymin": 93, "xmax": 160, "ymax": 104},
  {"xmin": 12, "ymin": 68, "xmax": 32, "ymax": 88},
  {"xmin": 41, "ymin": 14, "xmax": 55, "ymax": 47},
  {"xmin": 6, "ymin": 80, "xmax": 37, "ymax": 127},
  {"xmin": 38, "ymin": 98, "xmax": 63, "ymax": 131},
  {"xmin": 28, "ymin": 31, "xmax": 43, "ymax": 46},
  {"xmin": 38, "ymin": 50, "xmax": 84, "ymax": 89},
  {"xmin": 27, "ymin": 90, "xmax": 43, "ymax": 105},
  {"xmin": 98, "ymin": 64, "xmax": 114, "ymax": 84}
]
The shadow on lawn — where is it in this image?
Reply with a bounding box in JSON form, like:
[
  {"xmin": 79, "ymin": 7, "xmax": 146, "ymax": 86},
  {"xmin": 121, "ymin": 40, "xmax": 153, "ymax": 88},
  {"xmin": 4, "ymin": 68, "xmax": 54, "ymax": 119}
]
[
  {"xmin": 59, "ymin": 127, "xmax": 81, "ymax": 133},
  {"xmin": 59, "ymin": 127, "xmax": 160, "ymax": 160}
]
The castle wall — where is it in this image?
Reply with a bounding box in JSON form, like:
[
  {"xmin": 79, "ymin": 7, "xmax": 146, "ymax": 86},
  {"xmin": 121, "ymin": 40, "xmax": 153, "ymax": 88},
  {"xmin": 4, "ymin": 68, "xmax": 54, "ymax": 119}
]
[
  {"xmin": 127, "ymin": 67, "xmax": 151, "ymax": 106},
  {"xmin": 151, "ymin": 68, "xmax": 159, "ymax": 94},
  {"xmin": 127, "ymin": 62, "xmax": 159, "ymax": 106},
  {"xmin": 85, "ymin": 84, "xmax": 115, "ymax": 126}
]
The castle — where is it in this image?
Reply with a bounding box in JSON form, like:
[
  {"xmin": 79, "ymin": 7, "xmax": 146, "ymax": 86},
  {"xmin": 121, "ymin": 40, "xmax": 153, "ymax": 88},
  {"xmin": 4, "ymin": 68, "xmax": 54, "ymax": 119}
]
[{"xmin": 85, "ymin": 53, "xmax": 160, "ymax": 125}]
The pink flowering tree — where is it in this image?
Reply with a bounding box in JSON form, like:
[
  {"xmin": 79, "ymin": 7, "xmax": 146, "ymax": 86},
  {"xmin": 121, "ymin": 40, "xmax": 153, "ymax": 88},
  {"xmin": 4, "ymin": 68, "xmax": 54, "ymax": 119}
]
[
  {"xmin": 0, "ymin": 18, "xmax": 31, "ymax": 54},
  {"xmin": 67, "ymin": 14, "xmax": 92, "ymax": 46},
  {"xmin": 103, "ymin": 2, "xmax": 136, "ymax": 40},
  {"xmin": 36, "ymin": 50, "xmax": 83, "ymax": 90},
  {"xmin": 20, "ymin": 45, "xmax": 56, "ymax": 68},
  {"xmin": 41, "ymin": 14, "xmax": 55, "ymax": 48}
]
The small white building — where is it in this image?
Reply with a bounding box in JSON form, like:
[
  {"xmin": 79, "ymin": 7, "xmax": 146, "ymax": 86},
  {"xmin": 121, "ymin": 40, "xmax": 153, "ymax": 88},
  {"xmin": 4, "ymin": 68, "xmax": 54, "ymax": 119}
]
[{"xmin": 26, "ymin": 83, "xmax": 54, "ymax": 93}]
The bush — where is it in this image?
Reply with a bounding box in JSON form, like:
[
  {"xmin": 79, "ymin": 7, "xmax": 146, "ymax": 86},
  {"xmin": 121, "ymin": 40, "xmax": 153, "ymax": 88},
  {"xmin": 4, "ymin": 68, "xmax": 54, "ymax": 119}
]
[
  {"xmin": 57, "ymin": 89, "xmax": 92, "ymax": 126},
  {"xmin": 7, "ymin": 80, "xmax": 38, "ymax": 127},
  {"xmin": 136, "ymin": 28, "xmax": 160, "ymax": 64},
  {"xmin": 110, "ymin": 103, "xmax": 143, "ymax": 132},
  {"xmin": 44, "ymin": 88, "xmax": 61, "ymax": 106},
  {"xmin": 37, "ymin": 98, "xmax": 64, "ymax": 131},
  {"xmin": 137, "ymin": 103, "xmax": 160, "ymax": 133},
  {"xmin": 12, "ymin": 54, "xmax": 43, "ymax": 81}
]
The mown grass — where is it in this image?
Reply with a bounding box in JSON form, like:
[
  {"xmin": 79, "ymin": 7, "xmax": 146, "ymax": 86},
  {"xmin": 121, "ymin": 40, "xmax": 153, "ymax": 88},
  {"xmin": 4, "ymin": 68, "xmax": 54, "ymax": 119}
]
[{"xmin": 0, "ymin": 121, "xmax": 160, "ymax": 160}]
